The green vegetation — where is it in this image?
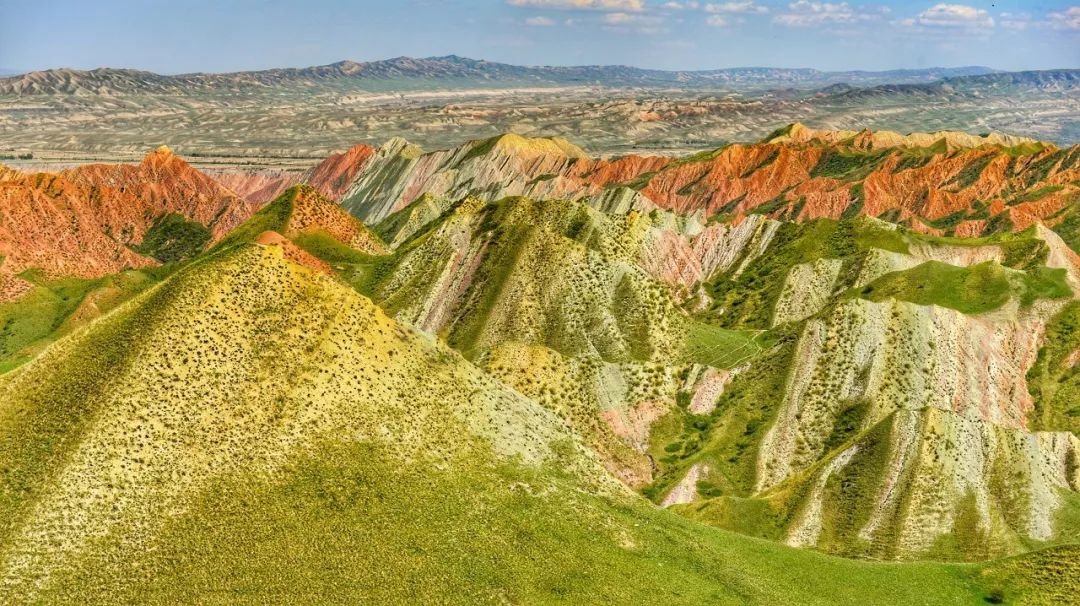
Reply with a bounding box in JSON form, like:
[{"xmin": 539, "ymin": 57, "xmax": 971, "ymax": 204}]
[
  {"xmin": 647, "ymin": 323, "xmax": 802, "ymax": 502},
  {"xmin": 1008, "ymin": 185, "xmax": 1065, "ymax": 206},
  {"xmin": 979, "ymin": 545, "xmax": 1080, "ymax": 606},
  {"xmin": 903, "ymin": 226, "xmax": 1055, "ymax": 270},
  {"xmin": 810, "ymin": 149, "xmax": 889, "ymax": 181},
  {"xmin": 856, "ymin": 260, "xmax": 1070, "ymax": 314},
  {"xmin": 741, "ymin": 148, "xmax": 781, "ymax": 177},
  {"xmin": 1049, "ymin": 202, "xmax": 1080, "ymax": 255},
  {"xmin": 667, "ymin": 145, "xmax": 728, "ymax": 168},
  {"xmin": 853, "ymin": 220, "xmax": 909, "ymax": 254},
  {"xmin": 457, "ymin": 135, "xmax": 502, "ymax": 164},
  {"xmin": 821, "ymin": 398, "xmax": 871, "ymax": 454},
  {"xmin": 891, "ymin": 140, "xmax": 948, "ymax": 172},
  {"xmin": 36, "ymin": 439, "xmax": 1044, "ymax": 605},
  {"xmin": 0, "ymin": 268, "xmax": 167, "ymax": 373},
  {"xmin": 674, "ymin": 495, "xmax": 787, "ymax": 541},
  {"xmin": 682, "ymin": 321, "xmax": 764, "ymax": 368},
  {"xmin": 447, "ymin": 225, "xmax": 530, "ymax": 358},
  {"xmin": 292, "ymin": 229, "xmax": 377, "ymax": 265},
  {"xmin": 2, "ymin": 241, "xmax": 1062, "ymax": 604},
  {"xmin": 624, "ymin": 170, "xmax": 659, "ymax": 191},
  {"xmin": 133, "ymin": 213, "xmax": 211, "ymax": 262},
  {"xmin": 212, "ymin": 187, "xmax": 295, "ymax": 249},
  {"xmin": 704, "ymin": 219, "xmax": 887, "ymax": 328},
  {"xmin": 1027, "ymin": 301, "xmax": 1080, "ymax": 437},
  {"xmin": 946, "ymin": 154, "xmax": 993, "ymax": 190}
]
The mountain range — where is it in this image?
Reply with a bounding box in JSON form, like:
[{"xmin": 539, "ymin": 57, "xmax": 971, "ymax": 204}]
[
  {"xmin": 0, "ymin": 126, "xmax": 1078, "ymax": 602},
  {"xmin": 0, "ymin": 56, "xmax": 1008, "ymax": 95}
]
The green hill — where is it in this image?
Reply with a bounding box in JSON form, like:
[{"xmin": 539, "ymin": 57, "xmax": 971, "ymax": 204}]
[{"xmin": 2, "ymin": 241, "xmax": 1067, "ymax": 603}]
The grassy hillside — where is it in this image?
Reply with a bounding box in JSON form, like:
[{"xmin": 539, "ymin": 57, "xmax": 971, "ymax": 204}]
[
  {"xmin": 856, "ymin": 260, "xmax": 1070, "ymax": 313},
  {"xmin": 0, "ymin": 240, "xmax": 1071, "ymax": 603},
  {"xmin": 0, "ymin": 267, "xmax": 171, "ymax": 373},
  {"xmin": 1027, "ymin": 301, "xmax": 1080, "ymax": 438}
]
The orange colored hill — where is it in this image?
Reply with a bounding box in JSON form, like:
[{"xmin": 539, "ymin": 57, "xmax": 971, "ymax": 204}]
[
  {"xmin": 211, "ymin": 144, "xmax": 375, "ymax": 205},
  {"xmin": 0, "ymin": 147, "xmax": 256, "ymax": 283}
]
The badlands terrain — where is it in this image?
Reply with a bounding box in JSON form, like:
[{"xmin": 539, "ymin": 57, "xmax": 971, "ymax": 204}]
[
  {"xmin": 0, "ymin": 56, "xmax": 1077, "ymax": 164},
  {"xmin": 0, "ymin": 114, "xmax": 1078, "ymax": 603}
]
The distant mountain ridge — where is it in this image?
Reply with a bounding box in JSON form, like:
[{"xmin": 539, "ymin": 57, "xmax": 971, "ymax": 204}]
[
  {"xmin": 0, "ymin": 55, "xmax": 1000, "ymax": 95},
  {"xmin": 825, "ymin": 68, "xmax": 1080, "ymax": 100}
]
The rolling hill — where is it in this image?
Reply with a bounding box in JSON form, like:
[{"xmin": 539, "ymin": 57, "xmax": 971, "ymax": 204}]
[
  {"xmin": 212, "ymin": 126, "xmax": 1079, "ymax": 247},
  {"xmin": 0, "ymin": 127, "xmax": 1078, "ymax": 600},
  {"xmin": 0, "ymin": 216, "xmax": 1073, "ymax": 603}
]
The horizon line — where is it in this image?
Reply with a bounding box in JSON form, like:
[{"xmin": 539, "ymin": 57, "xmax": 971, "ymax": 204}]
[{"xmin": 0, "ymin": 55, "xmax": 1035, "ymax": 78}]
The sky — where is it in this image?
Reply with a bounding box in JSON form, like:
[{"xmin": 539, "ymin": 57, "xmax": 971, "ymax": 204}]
[{"xmin": 1, "ymin": 0, "xmax": 1077, "ymax": 73}]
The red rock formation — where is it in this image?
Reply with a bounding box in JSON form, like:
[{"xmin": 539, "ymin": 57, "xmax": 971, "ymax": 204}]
[
  {"xmin": 210, "ymin": 144, "xmax": 376, "ymax": 205},
  {"xmin": 211, "ymin": 170, "xmax": 300, "ymax": 207},
  {"xmin": 218, "ymin": 127, "xmax": 1077, "ymax": 241},
  {"xmin": 254, "ymin": 230, "xmax": 330, "ymax": 273},
  {"xmin": 592, "ymin": 136, "xmax": 1079, "ymax": 237},
  {"xmin": 0, "ymin": 147, "xmax": 257, "ymax": 282},
  {"xmin": 61, "ymin": 146, "xmax": 257, "ymax": 240},
  {"xmin": 284, "ymin": 185, "xmax": 387, "ymax": 255},
  {"xmin": 302, "ymin": 144, "xmax": 375, "ymax": 200},
  {"xmin": 0, "ymin": 171, "xmax": 157, "ymax": 279}
]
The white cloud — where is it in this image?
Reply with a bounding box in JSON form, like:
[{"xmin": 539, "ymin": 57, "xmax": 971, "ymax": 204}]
[
  {"xmin": 525, "ymin": 15, "xmax": 557, "ymax": 25},
  {"xmin": 772, "ymin": 1, "xmax": 874, "ymax": 27},
  {"xmin": 507, "ymin": 0, "xmax": 644, "ymax": 11},
  {"xmin": 603, "ymin": 11, "xmax": 641, "ymax": 23},
  {"xmin": 999, "ymin": 12, "xmax": 1031, "ymax": 31},
  {"xmin": 705, "ymin": 1, "xmax": 767, "ymax": 14},
  {"xmin": 901, "ymin": 4, "xmax": 994, "ymax": 29},
  {"xmin": 662, "ymin": 1, "xmax": 700, "ymax": 8},
  {"xmin": 706, "ymin": 14, "xmax": 729, "ymax": 26},
  {"xmin": 601, "ymin": 11, "xmax": 667, "ymax": 28},
  {"xmin": 1047, "ymin": 6, "xmax": 1080, "ymax": 30}
]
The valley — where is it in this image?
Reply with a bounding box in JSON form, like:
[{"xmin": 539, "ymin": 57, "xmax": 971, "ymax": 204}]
[{"xmin": 1, "ymin": 59, "xmax": 1077, "ymax": 164}]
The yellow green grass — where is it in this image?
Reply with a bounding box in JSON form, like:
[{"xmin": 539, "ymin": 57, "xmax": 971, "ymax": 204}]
[
  {"xmin": 682, "ymin": 321, "xmax": 766, "ymax": 369},
  {"xmin": 0, "ymin": 231, "xmax": 1075, "ymax": 603},
  {"xmin": 0, "ymin": 267, "xmax": 168, "ymax": 373},
  {"xmin": 856, "ymin": 260, "xmax": 1070, "ymax": 314}
]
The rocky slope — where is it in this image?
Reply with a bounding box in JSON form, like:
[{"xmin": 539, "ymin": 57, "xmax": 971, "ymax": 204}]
[
  {"xmin": 0, "ymin": 147, "xmax": 256, "ymax": 286},
  {"xmin": 660, "ymin": 219, "xmax": 1080, "ymax": 560},
  {"xmin": 244, "ymin": 169, "xmax": 1079, "ymax": 562},
  {"xmin": 0, "ymin": 242, "xmax": 599, "ymax": 600},
  {"xmin": 2, "ymin": 128, "xmax": 1079, "ymax": 571},
  {"xmin": 209, "ymin": 143, "xmax": 375, "ymax": 205},
  {"xmin": 270, "ymin": 127, "xmax": 1078, "ymax": 249},
  {"xmin": 0, "ymin": 184, "xmax": 387, "ymax": 376}
]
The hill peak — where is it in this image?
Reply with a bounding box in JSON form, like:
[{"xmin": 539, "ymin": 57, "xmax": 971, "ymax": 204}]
[
  {"xmin": 491, "ymin": 133, "xmax": 588, "ymax": 159},
  {"xmin": 140, "ymin": 144, "xmax": 183, "ymax": 167},
  {"xmin": 764, "ymin": 122, "xmax": 1047, "ymax": 150}
]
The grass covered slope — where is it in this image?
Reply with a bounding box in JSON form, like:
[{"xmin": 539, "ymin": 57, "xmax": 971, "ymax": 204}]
[
  {"xmin": 0, "ymin": 239, "xmax": 1058, "ymax": 604},
  {"xmin": 216, "ymin": 184, "xmax": 387, "ymax": 255},
  {"xmin": 0, "ymin": 242, "xmax": 599, "ymax": 600},
  {"xmin": 1028, "ymin": 301, "xmax": 1080, "ymax": 438},
  {"xmin": 309, "ymin": 195, "xmax": 719, "ymax": 486},
  {"xmin": 0, "ymin": 267, "xmax": 170, "ymax": 373},
  {"xmin": 856, "ymin": 260, "xmax": 1070, "ymax": 313},
  {"xmin": 355, "ymin": 195, "xmax": 686, "ymax": 364},
  {"xmin": 652, "ymin": 216, "xmax": 1080, "ymax": 560}
]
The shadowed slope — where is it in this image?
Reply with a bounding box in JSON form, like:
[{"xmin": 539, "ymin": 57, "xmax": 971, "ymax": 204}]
[{"xmin": 0, "ymin": 241, "xmax": 1061, "ymax": 603}]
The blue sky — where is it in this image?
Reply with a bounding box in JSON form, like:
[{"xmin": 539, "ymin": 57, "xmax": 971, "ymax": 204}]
[{"xmin": 2, "ymin": 0, "xmax": 1077, "ymax": 73}]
